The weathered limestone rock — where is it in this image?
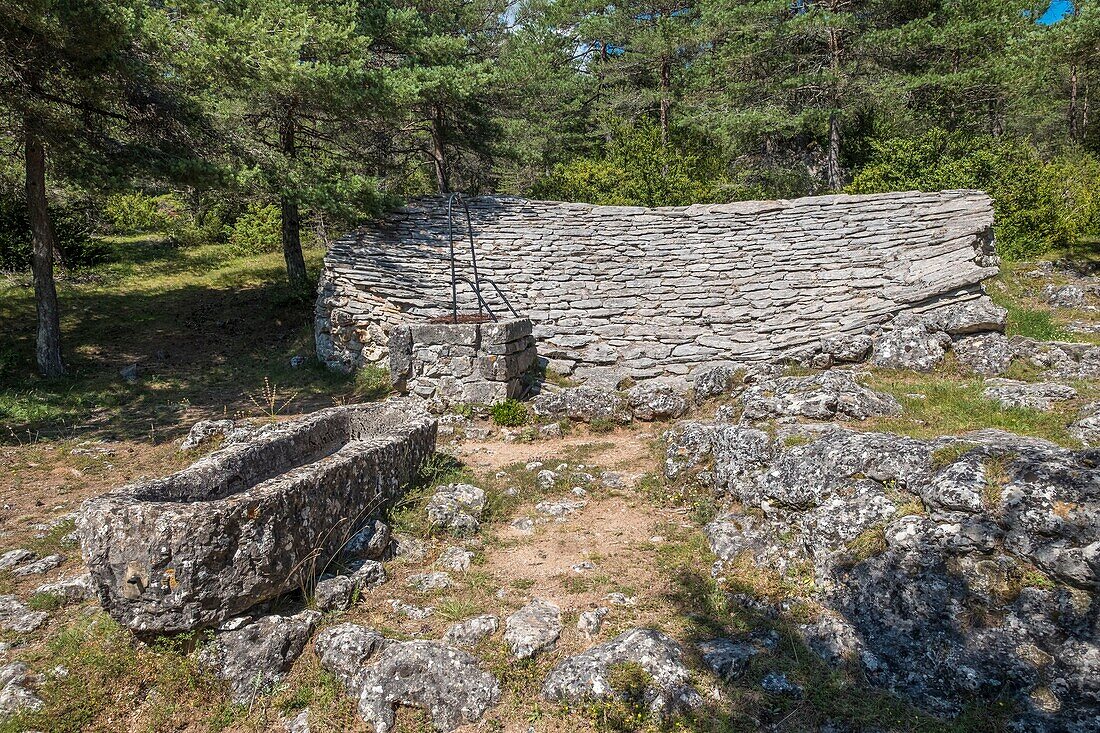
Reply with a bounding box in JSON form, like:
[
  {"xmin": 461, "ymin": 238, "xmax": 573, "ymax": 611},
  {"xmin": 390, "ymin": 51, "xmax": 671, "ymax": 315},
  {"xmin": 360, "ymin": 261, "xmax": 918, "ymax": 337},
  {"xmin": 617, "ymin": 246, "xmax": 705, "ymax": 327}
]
[
  {"xmin": 982, "ymin": 378, "xmax": 1077, "ymax": 410},
  {"xmin": 691, "ymin": 364, "xmax": 741, "ymax": 404},
  {"xmin": 1070, "ymin": 401, "xmax": 1100, "ymax": 445},
  {"xmin": 0, "ymin": 550, "xmax": 35, "ymax": 572},
  {"xmin": 317, "ymin": 192, "xmax": 998, "ymax": 378},
  {"xmin": 78, "ymin": 401, "xmax": 436, "ymax": 633},
  {"xmin": 0, "ymin": 596, "xmax": 47, "ymax": 633},
  {"xmin": 819, "ymin": 334, "xmax": 874, "ymax": 363},
  {"xmin": 426, "ymin": 484, "xmax": 485, "ymax": 536},
  {"xmin": 504, "ymin": 599, "xmax": 561, "ymax": 659},
  {"xmin": 541, "ymin": 629, "xmax": 702, "ymax": 717},
  {"xmin": 342, "ymin": 519, "xmax": 391, "ymax": 561},
  {"xmin": 741, "ymin": 371, "xmax": 901, "ymax": 422},
  {"xmin": 443, "ymin": 615, "xmax": 499, "ymax": 647},
  {"xmin": 0, "ymin": 662, "xmax": 42, "ymax": 718},
  {"xmin": 626, "ymin": 381, "xmax": 689, "ymax": 421},
  {"xmin": 532, "ymin": 386, "xmax": 631, "ymax": 424},
  {"xmin": 953, "ymin": 333, "xmax": 1014, "ymax": 375},
  {"xmin": 696, "ymin": 638, "xmax": 759, "ymax": 681},
  {"xmin": 407, "ymin": 572, "xmax": 452, "ymax": 592},
  {"xmin": 435, "ymin": 546, "xmax": 473, "ymax": 572},
  {"xmin": 179, "ymin": 419, "xmax": 254, "ymax": 452},
  {"xmin": 199, "ymin": 610, "xmax": 320, "ymax": 702},
  {"xmin": 313, "ymin": 560, "xmax": 387, "ymax": 612},
  {"xmin": 13, "ymin": 554, "xmax": 63, "ymax": 577},
  {"xmin": 924, "ymin": 297, "xmax": 1008, "ymax": 335},
  {"xmin": 871, "ymin": 318, "xmax": 952, "ymax": 372},
  {"xmin": 577, "ymin": 607, "xmax": 608, "ymax": 638},
  {"xmin": 700, "ymin": 427, "xmax": 1100, "ymax": 728},
  {"xmin": 316, "ymin": 624, "xmax": 500, "ymax": 733},
  {"xmin": 34, "ymin": 574, "xmax": 92, "ymax": 605},
  {"xmin": 1043, "ymin": 283, "xmax": 1086, "ymax": 308}
]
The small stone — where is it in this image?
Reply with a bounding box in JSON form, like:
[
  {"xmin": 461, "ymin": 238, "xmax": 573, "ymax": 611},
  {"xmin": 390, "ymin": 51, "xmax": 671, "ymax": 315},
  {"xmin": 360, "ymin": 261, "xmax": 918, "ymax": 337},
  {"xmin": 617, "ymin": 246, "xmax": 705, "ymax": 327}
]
[
  {"xmin": 504, "ymin": 599, "xmax": 562, "ymax": 660},
  {"xmin": 33, "ymin": 574, "xmax": 92, "ymax": 605},
  {"xmin": 0, "ymin": 596, "xmax": 47, "ymax": 633},
  {"xmin": 119, "ymin": 363, "xmax": 139, "ymax": 383},
  {"xmin": 0, "ymin": 661, "xmax": 42, "ymax": 717},
  {"xmin": 697, "ymin": 638, "xmax": 758, "ymax": 680},
  {"xmin": 538, "ymin": 423, "xmax": 564, "ymax": 438},
  {"xmin": 289, "ymin": 356, "xmax": 307, "ymax": 369},
  {"xmin": 443, "ymin": 615, "xmax": 500, "ymax": 647},
  {"xmin": 407, "ymin": 572, "xmax": 452, "ymax": 592},
  {"xmin": 571, "ymin": 561, "xmax": 595, "ymax": 573},
  {"xmin": 525, "ymin": 461, "xmax": 543, "ymax": 471},
  {"xmin": 534, "ymin": 500, "xmax": 586, "ymax": 520},
  {"xmin": 0, "ymin": 550, "xmax": 35, "ymax": 572},
  {"xmin": 577, "ymin": 607, "xmax": 608, "ymax": 638},
  {"xmin": 510, "ymin": 517, "xmax": 534, "ymax": 534},
  {"xmin": 760, "ymin": 672, "xmax": 803, "ymax": 697},
  {"xmin": 389, "ymin": 599, "xmax": 434, "ymax": 620},
  {"xmin": 436, "ymin": 546, "xmax": 474, "ymax": 572},
  {"xmin": 314, "ymin": 561, "xmax": 387, "ymax": 612},
  {"xmin": 342, "ymin": 520, "xmax": 391, "ymax": 561},
  {"xmin": 282, "ymin": 708, "xmax": 310, "ymax": 733},
  {"xmin": 605, "ymin": 592, "xmax": 636, "ymax": 606},
  {"xmin": 426, "ymin": 484, "xmax": 486, "ymax": 536},
  {"xmin": 536, "ymin": 470, "xmax": 557, "ymax": 490},
  {"xmin": 982, "ymin": 379, "xmax": 1077, "ymax": 410}
]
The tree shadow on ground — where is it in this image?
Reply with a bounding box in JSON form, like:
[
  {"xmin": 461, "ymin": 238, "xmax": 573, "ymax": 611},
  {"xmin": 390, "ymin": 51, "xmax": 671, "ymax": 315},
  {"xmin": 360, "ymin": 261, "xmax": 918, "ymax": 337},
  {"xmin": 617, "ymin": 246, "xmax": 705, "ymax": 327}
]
[{"xmin": 0, "ymin": 274, "xmax": 356, "ymax": 444}]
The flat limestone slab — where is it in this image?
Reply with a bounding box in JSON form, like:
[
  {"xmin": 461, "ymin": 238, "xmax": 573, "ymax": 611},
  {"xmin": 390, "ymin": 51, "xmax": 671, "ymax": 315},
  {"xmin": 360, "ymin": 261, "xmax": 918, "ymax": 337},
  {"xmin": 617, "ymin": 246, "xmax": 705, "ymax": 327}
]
[{"xmin": 77, "ymin": 401, "xmax": 436, "ymax": 633}]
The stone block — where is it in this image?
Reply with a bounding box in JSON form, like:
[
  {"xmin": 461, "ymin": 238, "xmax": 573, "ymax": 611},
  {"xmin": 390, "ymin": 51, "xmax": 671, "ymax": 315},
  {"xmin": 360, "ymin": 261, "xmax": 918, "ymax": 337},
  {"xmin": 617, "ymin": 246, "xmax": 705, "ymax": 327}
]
[
  {"xmin": 410, "ymin": 322, "xmax": 480, "ymax": 347},
  {"xmin": 481, "ymin": 318, "xmax": 533, "ymax": 345},
  {"xmin": 78, "ymin": 401, "xmax": 437, "ymax": 633}
]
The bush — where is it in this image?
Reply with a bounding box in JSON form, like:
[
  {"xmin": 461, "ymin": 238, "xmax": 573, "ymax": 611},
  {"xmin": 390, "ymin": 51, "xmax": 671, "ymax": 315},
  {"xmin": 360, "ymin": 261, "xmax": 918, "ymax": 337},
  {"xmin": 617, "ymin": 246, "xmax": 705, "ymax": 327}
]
[
  {"xmin": 489, "ymin": 398, "xmax": 529, "ymax": 427},
  {"xmin": 104, "ymin": 192, "xmax": 177, "ymax": 233},
  {"xmin": 228, "ymin": 202, "xmax": 281, "ymax": 255},
  {"xmin": 0, "ymin": 194, "xmax": 107, "ymax": 270},
  {"xmin": 532, "ymin": 121, "xmax": 728, "ymax": 207},
  {"xmin": 848, "ymin": 129, "xmax": 1100, "ymax": 260},
  {"xmin": 166, "ymin": 209, "xmax": 225, "ymax": 248}
]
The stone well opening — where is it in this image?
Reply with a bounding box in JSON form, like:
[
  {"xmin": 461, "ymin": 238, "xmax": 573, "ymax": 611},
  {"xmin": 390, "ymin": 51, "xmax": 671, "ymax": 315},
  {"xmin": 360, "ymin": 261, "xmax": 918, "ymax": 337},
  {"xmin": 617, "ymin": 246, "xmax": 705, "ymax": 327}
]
[{"xmin": 388, "ymin": 316, "xmax": 538, "ymax": 404}]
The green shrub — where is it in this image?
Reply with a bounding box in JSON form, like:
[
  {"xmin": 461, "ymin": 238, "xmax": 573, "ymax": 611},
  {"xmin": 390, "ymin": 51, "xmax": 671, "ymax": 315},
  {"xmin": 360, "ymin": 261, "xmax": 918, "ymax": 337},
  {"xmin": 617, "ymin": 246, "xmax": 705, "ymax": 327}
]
[
  {"xmin": 104, "ymin": 192, "xmax": 175, "ymax": 233},
  {"xmin": 228, "ymin": 202, "xmax": 281, "ymax": 255},
  {"xmin": 489, "ymin": 398, "xmax": 529, "ymax": 427},
  {"xmin": 532, "ymin": 121, "xmax": 728, "ymax": 207},
  {"xmin": 166, "ymin": 209, "xmax": 225, "ymax": 248},
  {"xmin": 354, "ymin": 364, "xmax": 392, "ymax": 400},
  {"xmin": 0, "ymin": 194, "xmax": 107, "ymax": 270},
  {"xmin": 848, "ymin": 129, "xmax": 1100, "ymax": 260}
]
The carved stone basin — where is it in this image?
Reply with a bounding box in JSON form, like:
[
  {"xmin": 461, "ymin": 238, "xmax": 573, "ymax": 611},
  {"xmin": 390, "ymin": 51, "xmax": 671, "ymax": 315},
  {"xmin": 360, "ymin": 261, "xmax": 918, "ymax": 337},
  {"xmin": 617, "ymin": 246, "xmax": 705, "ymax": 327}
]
[{"xmin": 77, "ymin": 400, "xmax": 436, "ymax": 633}]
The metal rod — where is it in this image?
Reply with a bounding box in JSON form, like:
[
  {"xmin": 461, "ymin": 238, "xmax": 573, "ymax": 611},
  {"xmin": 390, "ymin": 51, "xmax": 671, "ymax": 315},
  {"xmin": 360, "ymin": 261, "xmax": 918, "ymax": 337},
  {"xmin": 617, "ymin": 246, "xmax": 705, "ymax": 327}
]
[{"xmin": 446, "ymin": 193, "xmax": 458, "ymax": 324}]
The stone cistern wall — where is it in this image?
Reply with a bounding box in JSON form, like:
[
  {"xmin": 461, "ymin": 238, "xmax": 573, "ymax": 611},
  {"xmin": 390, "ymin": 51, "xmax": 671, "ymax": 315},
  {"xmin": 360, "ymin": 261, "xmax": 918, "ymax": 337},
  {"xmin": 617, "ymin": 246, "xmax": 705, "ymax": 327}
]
[
  {"xmin": 389, "ymin": 317, "xmax": 537, "ymax": 403},
  {"xmin": 316, "ymin": 190, "xmax": 997, "ymax": 381}
]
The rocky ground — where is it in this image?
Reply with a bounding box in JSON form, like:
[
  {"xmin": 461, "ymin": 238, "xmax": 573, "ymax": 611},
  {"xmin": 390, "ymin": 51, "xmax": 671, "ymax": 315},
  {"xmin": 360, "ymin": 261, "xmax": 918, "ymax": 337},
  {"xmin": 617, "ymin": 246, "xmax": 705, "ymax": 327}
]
[{"xmin": 0, "ymin": 256, "xmax": 1098, "ymax": 732}]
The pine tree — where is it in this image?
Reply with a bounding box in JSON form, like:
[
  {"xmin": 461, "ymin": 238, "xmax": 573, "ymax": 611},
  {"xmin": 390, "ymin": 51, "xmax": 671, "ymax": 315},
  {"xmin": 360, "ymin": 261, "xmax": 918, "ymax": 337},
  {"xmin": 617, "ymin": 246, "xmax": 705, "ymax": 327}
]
[{"xmin": 0, "ymin": 0, "xmax": 204, "ymax": 377}]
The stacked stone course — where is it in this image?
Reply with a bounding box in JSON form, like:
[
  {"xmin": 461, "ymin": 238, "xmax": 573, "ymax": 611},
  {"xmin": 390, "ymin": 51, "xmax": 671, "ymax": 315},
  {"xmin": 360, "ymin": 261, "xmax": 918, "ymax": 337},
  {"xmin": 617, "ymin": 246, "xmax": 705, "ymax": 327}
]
[
  {"xmin": 316, "ymin": 191, "xmax": 997, "ymax": 380},
  {"xmin": 389, "ymin": 318, "xmax": 536, "ymax": 403}
]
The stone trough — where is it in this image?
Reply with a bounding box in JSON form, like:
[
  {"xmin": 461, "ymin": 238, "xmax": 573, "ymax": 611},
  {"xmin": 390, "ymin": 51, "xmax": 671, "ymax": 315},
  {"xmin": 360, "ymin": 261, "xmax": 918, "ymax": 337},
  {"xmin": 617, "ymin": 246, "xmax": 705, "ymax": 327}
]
[{"xmin": 77, "ymin": 401, "xmax": 436, "ymax": 633}]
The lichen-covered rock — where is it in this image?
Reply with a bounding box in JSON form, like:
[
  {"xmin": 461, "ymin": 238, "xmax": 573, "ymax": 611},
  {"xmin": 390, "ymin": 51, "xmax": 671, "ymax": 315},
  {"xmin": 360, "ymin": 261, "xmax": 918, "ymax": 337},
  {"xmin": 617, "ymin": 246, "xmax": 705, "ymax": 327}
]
[
  {"xmin": 819, "ymin": 334, "xmax": 874, "ymax": 363},
  {"xmin": 741, "ymin": 371, "xmax": 901, "ymax": 422},
  {"xmin": 13, "ymin": 554, "xmax": 63, "ymax": 577},
  {"xmin": 199, "ymin": 610, "xmax": 320, "ymax": 702},
  {"xmin": 871, "ymin": 318, "xmax": 951, "ymax": 371},
  {"xmin": 179, "ymin": 419, "xmax": 254, "ymax": 452},
  {"xmin": 1043, "ymin": 283, "xmax": 1086, "ymax": 308},
  {"xmin": 982, "ymin": 378, "xmax": 1077, "ymax": 410},
  {"xmin": 443, "ymin": 615, "xmax": 499, "ymax": 647},
  {"xmin": 0, "ymin": 596, "xmax": 47, "ymax": 633},
  {"xmin": 953, "ymin": 332, "xmax": 1014, "ymax": 375},
  {"xmin": 1070, "ymin": 401, "xmax": 1100, "ymax": 446},
  {"xmin": 691, "ymin": 364, "xmax": 740, "ymax": 404},
  {"xmin": 407, "ymin": 571, "xmax": 452, "ymax": 592},
  {"xmin": 626, "ymin": 381, "xmax": 689, "ymax": 421},
  {"xmin": 317, "ymin": 624, "xmax": 500, "ymax": 733},
  {"xmin": 0, "ymin": 661, "xmax": 42, "ymax": 718},
  {"xmin": 435, "ymin": 546, "xmax": 473, "ymax": 572},
  {"xmin": 426, "ymin": 484, "xmax": 485, "ymax": 536},
  {"xmin": 314, "ymin": 560, "xmax": 387, "ymax": 612},
  {"xmin": 703, "ymin": 428, "xmax": 1100, "ymax": 728},
  {"xmin": 34, "ymin": 574, "xmax": 92, "ymax": 605},
  {"xmin": 696, "ymin": 638, "xmax": 758, "ymax": 680},
  {"xmin": 342, "ymin": 519, "xmax": 391, "ymax": 561},
  {"xmin": 577, "ymin": 607, "xmax": 608, "ymax": 638},
  {"xmin": 541, "ymin": 629, "xmax": 702, "ymax": 717},
  {"xmin": 504, "ymin": 599, "xmax": 561, "ymax": 659},
  {"xmin": 924, "ymin": 298, "xmax": 1008, "ymax": 335},
  {"xmin": 534, "ymin": 499, "xmax": 586, "ymax": 519},
  {"xmin": 0, "ymin": 550, "xmax": 34, "ymax": 572},
  {"xmin": 532, "ymin": 386, "xmax": 631, "ymax": 424}
]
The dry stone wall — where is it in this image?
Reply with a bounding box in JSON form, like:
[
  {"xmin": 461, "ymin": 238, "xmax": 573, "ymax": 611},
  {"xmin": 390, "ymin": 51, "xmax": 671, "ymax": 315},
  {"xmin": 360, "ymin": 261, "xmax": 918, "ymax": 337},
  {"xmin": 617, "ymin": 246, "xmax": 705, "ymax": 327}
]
[{"xmin": 316, "ymin": 191, "xmax": 998, "ymax": 381}]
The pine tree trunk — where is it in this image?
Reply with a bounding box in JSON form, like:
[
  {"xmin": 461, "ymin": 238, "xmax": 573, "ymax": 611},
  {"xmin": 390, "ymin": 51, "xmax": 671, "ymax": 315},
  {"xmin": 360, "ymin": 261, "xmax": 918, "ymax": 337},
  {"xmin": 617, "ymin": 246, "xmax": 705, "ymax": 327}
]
[
  {"xmin": 1070, "ymin": 63, "xmax": 1079, "ymax": 141},
  {"xmin": 659, "ymin": 56, "xmax": 671, "ymax": 146},
  {"xmin": 278, "ymin": 111, "xmax": 308, "ymax": 290},
  {"xmin": 827, "ymin": 111, "xmax": 843, "ymax": 191},
  {"xmin": 430, "ymin": 108, "xmax": 449, "ymax": 193},
  {"xmin": 24, "ymin": 118, "xmax": 65, "ymax": 378}
]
